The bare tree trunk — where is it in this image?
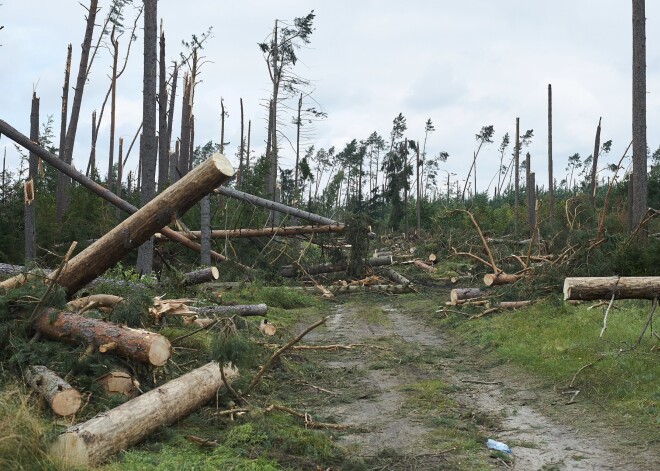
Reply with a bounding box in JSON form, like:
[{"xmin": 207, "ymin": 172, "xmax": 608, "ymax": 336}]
[
  {"xmin": 176, "ymin": 74, "xmax": 191, "ymax": 181},
  {"xmin": 107, "ymin": 29, "xmax": 119, "ymax": 195},
  {"xmin": 165, "ymin": 61, "xmax": 178, "ymax": 182},
  {"xmin": 632, "ymin": 0, "xmax": 647, "ymax": 235},
  {"xmin": 589, "ymin": 117, "xmax": 602, "ymax": 208},
  {"xmin": 56, "ymin": 44, "xmax": 72, "ymax": 222},
  {"xmin": 136, "ymin": 0, "xmax": 158, "ymax": 275},
  {"xmin": 514, "ymin": 117, "xmax": 520, "ymax": 237},
  {"xmin": 169, "ymin": 140, "xmax": 179, "ymax": 185},
  {"xmin": 62, "ymin": 0, "xmax": 98, "ymax": 215},
  {"xmin": 525, "ymin": 152, "xmax": 532, "ymax": 228},
  {"xmin": 294, "ymin": 93, "xmax": 302, "ymax": 193},
  {"xmin": 115, "ymin": 137, "xmax": 123, "ymax": 219},
  {"xmin": 238, "ymin": 97, "xmax": 244, "ymax": 189},
  {"xmin": 416, "ymin": 142, "xmax": 421, "ymax": 233},
  {"xmin": 246, "ymin": 119, "xmax": 251, "ymax": 168},
  {"xmin": 25, "ymin": 92, "xmax": 39, "ymax": 263},
  {"xmin": 158, "ymin": 22, "xmax": 168, "ymax": 192},
  {"xmin": 86, "ymin": 111, "xmax": 97, "ymax": 178},
  {"xmin": 547, "ymin": 84, "xmax": 554, "ymax": 225}
]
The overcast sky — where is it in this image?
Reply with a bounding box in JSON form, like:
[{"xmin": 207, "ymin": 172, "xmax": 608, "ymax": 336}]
[{"xmin": 2, "ymin": 1, "xmax": 659, "ymax": 197}]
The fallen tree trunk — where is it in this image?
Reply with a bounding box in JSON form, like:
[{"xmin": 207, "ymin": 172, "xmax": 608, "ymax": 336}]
[
  {"xmin": 294, "ymin": 284, "xmax": 412, "ymax": 294},
  {"xmin": 0, "ymin": 120, "xmax": 228, "ymax": 266},
  {"xmin": 499, "ymin": 300, "xmax": 533, "ymax": 309},
  {"xmin": 278, "ymin": 255, "xmax": 393, "ymax": 278},
  {"xmin": 450, "ymin": 288, "xmax": 483, "ymax": 305},
  {"xmin": 167, "ymin": 224, "xmax": 346, "ymax": 239},
  {"xmin": 563, "ymin": 276, "xmax": 660, "ymax": 301},
  {"xmin": 183, "ymin": 267, "xmax": 219, "ymax": 286},
  {"xmin": 382, "ymin": 268, "xmax": 412, "ymax": 286},
  {"xmin": 191, "ymin": 303, "xmax": 268, "ymax": 317},
  {"xmin": 9, "ymin": 153, "xmax": 233, "ymax": 296},
  {"xmin": 215, "ymin": 186, "xmax": 338, "ymax": 226},
  {"xmin": 34, "ymin": 308, "xmax": 171, "ymax": 366},
  {"xmin": 413, "ymin": 259, "xmax": 436, "ymax": 273},
  {"xmin": 483, "ymin": 272, "xmax": 522, "ymax": 287},
  {"xmin": 25, "ymin": 365, "xmax": 82, "ymax": 417},
  {"xmin": 50, "ymin": 362, "xmax": 238, "ymax": 467}
]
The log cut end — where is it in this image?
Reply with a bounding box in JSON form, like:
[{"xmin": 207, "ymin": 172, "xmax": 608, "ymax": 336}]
[
  {"xmin": 211, "ymin": 152, "xmax": 235, "ymax": 178},
  {"xmin": 51, "ymin": 389, "xmax": 82, "ymax": 417},
  {"xmin": 484, "ymin": 273, "xmax": 520, "ymax": 287},
  {"xmin": 50, "ymin": 433, "xmax": 89, "ymax": 468},
  {"xmin": 210, "ymin": 266, "xmax": 219, "ymax": 280},
  {"xmin": 562, "ymin": 278, "xmax": 571, "ymax": 300},
  {"xmin": 148, "ymin": 336, "xmax": 172, "ymax": 366}
]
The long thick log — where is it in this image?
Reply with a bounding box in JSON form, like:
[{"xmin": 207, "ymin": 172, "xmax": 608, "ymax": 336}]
[
  {"xmin": 182, "ymin": 266, "xmax": 219, "ymax": 286},
  {"xmin": 450, "ymin": 288, "xmax": 483, "ymax": 305},
  {"xmin": 563, "ymin": 276, "xmax": 660, "ymax": 301},
  {"xmin": 215, "ymin": 186, "xmax": 338, "ymax": 226},
  {"xmin": 382, "ymin": 268, "xmax": 412, "ymax": 286},
  {"xmin": 168, "ymin": 224, "xmax": 346, "ymax": 239},
  {"xmin": 483, "ymin": 272, "xmax": 521, "ymax": 287},
  {"xmin": 34, "ymin": 308, "xmax": 171, "ymax": 366},
  {"xmin": 192, "ymin": 303, "xmax": 268, "ymax": 317},
  {"xmin": 278, "ymin": 255, "xmax": 392, "ymax": 278},
  {"xmin": 50, "ymin": 362, "xmax": 238, "ymax": 467},
  {"xmin": 44, "ymin": 153, "xmax": 232, "ymax": 296},
  {"xmin": 0, "ymin": 120, "xmax": 228, "ymax": 264},
  {"xmin": 25, "ymin": 365, "xmax": 82, "ymax": 417}
]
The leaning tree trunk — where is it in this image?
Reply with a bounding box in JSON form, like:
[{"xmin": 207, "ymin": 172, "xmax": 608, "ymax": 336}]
[
  {"xmin": 563, "ymin": 276, "xmax": 660, "ymax": 301},
  {"xmin": 50, "ymin": 362, "xmax": 238, "ymax": 467},
  {"xmin": 34, "ymin": 308, "xmax": 171, "ymax": 366},
  {"xmin": 136, "ymin": 0, "xmax": 159, "ymax": 275}
]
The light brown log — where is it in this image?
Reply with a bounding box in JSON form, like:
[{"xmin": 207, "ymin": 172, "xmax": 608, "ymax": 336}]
[
  {"xmin": 166, "ymin": 224, "xmax": 346, "ymax": 239},
  {"xmin": 382, "ymin": 268, "xmax": 412, "ymax": 286},
  {"xmin": 50, "ymin": 362, "xmax": 238, "ymax": 467},
  {"xmin": 95, "ymin": 371, "xmax": 139, "ymax": 398},
  {"xmin": 450, "ymin": 288, "xmax": 483, "ymax": 305},
  {"xmin": 278, "ymin": 255, "xmax": 393, "ymax": 278},
  {"xmin": 498, "ymin": 300, "xmax": 533, "ymax": 309},
  {"xmin": 192, "ymin": 303, "xmax": 268, "ymax": 317},
  {"xmin": 483, "ymin": 272, "xmax": 522, "ymax": 286},
  {"xmin": 66, "ymin": 294, "xmax": 124, "ymax": 311},
  {"xmin": 413, "ymin": 259, "xmax": 436, "ymax": 273},
  {"xmin": 34, "ymin": 308, "xmax": 171, "ymax": 366},
  {"xmin": 182, "ymin": 266, "xmax": 219, "ymax": 286},
  {"xmin": 563, "ymin": 276, "xmax": 660, "ymax": 301},
  {"xmin": 259, "ymin": 319, "xmax": 276, "ymax": 336},
  {"xmin": 25, "ymin": 365, "xmax": 81, "ymax": 417}
]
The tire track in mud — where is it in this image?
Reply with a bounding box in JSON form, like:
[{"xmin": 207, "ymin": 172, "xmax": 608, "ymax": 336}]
[{"xmin": 304, "ymin": 303, "xmax": 645, "ymax": 470}]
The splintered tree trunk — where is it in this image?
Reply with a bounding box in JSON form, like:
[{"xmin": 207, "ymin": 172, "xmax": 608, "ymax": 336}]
[
  {"xmin": 182, "ymin": 266, "xmax": 219, "ymax": 286},
  {"xmin": 136, "ymin": 0, "xmax": 158, "ymax": 275},
  {"xmin": 50, "ymin": 362, "xmax": 238, "ymax": 467},
  {"xmin": 25, "ymin": 92, "xmax": 39, "ymax": 263},
  {"xmin": 590, "ymin": 117, "xmax": 602, "ymax": 208},
  {"xmin": 34, "ymin": 308, "xmax": 171, "ymax": 366},
  {"xmin": 158, "ymin": 23, "xmax": 168, "ymax": 192},
  {"xmin": 563, "ymin": 276, "xmax": 660, "ymax": 301},
  {"xmin": 177, "ymin": 74, "xmax": 191, "ymax": 181},
  {"xmin": 25, "ymin": 365, "xmax": 82, "ymax": 417},
  {"xmin": 166, "ymin": 62, "xmax": 178, "ymax": 178},
  {"xmin": 56, "ymin": 44, "xmax": 72, "ymax": 222},
  {"xmin": 192, "ymin": 303, "xmax": 268, "ymax": 317},
  {"xmin": 43, "ymin": 154, "xmax": 233, "ymax": 296}
]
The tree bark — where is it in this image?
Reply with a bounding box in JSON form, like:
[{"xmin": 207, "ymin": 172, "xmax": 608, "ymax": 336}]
[
  {"xmin": 34, "ymin": 308, "xmax": 171, "ymax": 366},
  {"xmin": 192, "ymin": 303, "xmax": 268, "ymax": 317},
  {"xmin": 107, "ymin": 28, "xmax": 118, "ymax": 194},
  {"xmin": 25, "ymin": 365, "xmax": 82, "ymax": 417},
  {"xmin": 176, "ymin": 74, "xmax": 191, "ymax": 181},
  {"xmin": 450, "ymin": 288, "xmax": 483, "ymax": 305},
  {"xmin": 136, "ymin": 0, "xmax": 158, "ymax": 275},
  {"xmin": 0, "ymin": 120, "xmax": 230, "ymax": 265},
  {"xmin": 216, "ymin": 186, "xmax": 338, "ymax": 225},
  {"xmin": 168, "ymin": 224, "xmax": 346, "ymax": 240},
  {"xmin": 632, "ymin": 0, "xmax": 648, "ymax": 234},
  {"xmin": 279, "ymin": 255, "xmax": 392, "ymax": 278},
  {"xmin": 483, "ymin": 272, "xmax": 521, "ymax": 287},
  {"xmin": 547, "ymin": 84, "xmax": 554, "ymax": 225},
  {"xmin": 50, "ymin": 362, "xmax": 238, "ymax": 467},
  {"xmin": 56, "ymin": 44, "xmax": 72, "ymax": 222},
  {"xmin": 182, "ymin": 266, "xmax": 219, "ymax": 286},
  {"xmin": 563, "ymin": 276, "xmax": 660, "ymax": 301},
  {"xmin": 25, "ymin": 93, "xmax": 39, "ymax": 263},
  {"xmin": 514, "ymin": 117, "xmax": 520, "ymax": 237},
  {"xmin": 590, "ymin": 117, "xmax": 602, "ymax": 208},
  {"xmin": 166, "ymin": 62, "xmax": 178, "ymax": 183},
  {"xmin": 158, "ymin": 23, "xmax": 168, "ymax": 192}
]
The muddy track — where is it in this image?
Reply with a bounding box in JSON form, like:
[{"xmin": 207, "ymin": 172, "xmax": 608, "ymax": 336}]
[{"xmin": 302, "ymin": 302, "xmax": 650, "ymax": 470}]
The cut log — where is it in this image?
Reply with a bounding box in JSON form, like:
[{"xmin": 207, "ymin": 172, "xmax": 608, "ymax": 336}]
[
  {"xmin": 182, "ymin": 267, "xmax": 219, "ymax": 286},
  {"xmin": 259, "ymin": 319, "xmax": 276, "ymax": 336},
  {"xmin": 50, "ymin": 362, "xmax": 238, "ymax": 467},
  {"xmin": 191, "ymin": 303, "xmax": 268, "ymax": 317},
  {"xmin": 166, "ymin": 224, "xmax": 346, "ymax": 239},
  {"xmin": 382, "ymin": 268, "xmax": 412, "ymax": 286},
  {"xmin": 450, "ymin": 288, "xmax": 483, "ymax": 305},
  {"xmin": 25, "ymin": 365, "xmax": 81, "ymax": 417},
  {"xmin": 428, "ymin": 253, "xmax": 437, "ymax": 264},
  {"xmin": 563, "ymin": 276, "xmax": 660, "ymax": 301},
  {"xmin": 413, "ymin": 259, "xmax": 436, "ymax": 273},
  {"xmin": 34, "ymin": 308, "xmax": 171, "ymax": 366},
  {"xmin": 483, "ymin": 272, "xmax": 522, "ymax": 287},
  {"xmin": 96, "ymin": 371, "xmax": 140, "ymax": 398},
  {"xmin": 215, "ymin": 186, "xmax": 338, "ymax": 225},
  {"xmin": 0, "ymin": 120, "xmax": 228, "ymax": 265},
  {"xmin": 374, "ymin": 249, "xmax": 393, "ymax": 257},
  {"xmin": 498, "ymin": 300, "xmax": 533, "ymax": 309},
  {"xmin": 278, "ymin": 255, "xmax": 393, "ymax": 278},
  {"xmin": 331, "ymin": 284, "xmax": 411, "ymax": 294},
  {"xmin": 66, "ymin": 294, "xmax": 124, "ymax": 311}
]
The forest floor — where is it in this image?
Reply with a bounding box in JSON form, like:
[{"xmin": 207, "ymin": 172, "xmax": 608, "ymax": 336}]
[{"xmin": 281, "ymin": 290, "xmax": 658, "ymax": 470}]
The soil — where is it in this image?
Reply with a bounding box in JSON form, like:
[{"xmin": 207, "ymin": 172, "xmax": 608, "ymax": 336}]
[{"xmin": 301, "ymin": 301, "xmax": 654, "ymax": 470}]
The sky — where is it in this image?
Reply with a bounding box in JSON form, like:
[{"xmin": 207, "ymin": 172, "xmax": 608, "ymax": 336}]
[{"xmin": 1, "ymin": 0, "xmax": 659, "ymax": 198}]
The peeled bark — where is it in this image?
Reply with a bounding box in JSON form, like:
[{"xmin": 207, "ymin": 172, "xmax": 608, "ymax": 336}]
[
  {"xmin": 25, "ymin": 365, "xmax": 82, "ymax": 417},
  {"xmin": 182, "ymin": 266, "xmax": 219, "ymax": 286},
  {"xmin": 563, "ymin": 276, "xmax": 660, "ymax": 301},
  {"xmin": 192, "ymin": 303, "xmax": 267, "ymax": 317},
  {"xmin": 450, "ymin": 288, "xmax": 483, "ymax": 305},
  {"xmin": 34, "ymin": 308, "xmax": 171, "ymax": 366},
  {"xmin": 278, "ymin": 255, "xmax": 392, "ymax": 278},
  {"xmin": 50, "ymin": 362, "xmax": 238, "ymax": 467},
  {"xmin": 483, "ymin": 272, "xmax": 521, "ymax": 287}
]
